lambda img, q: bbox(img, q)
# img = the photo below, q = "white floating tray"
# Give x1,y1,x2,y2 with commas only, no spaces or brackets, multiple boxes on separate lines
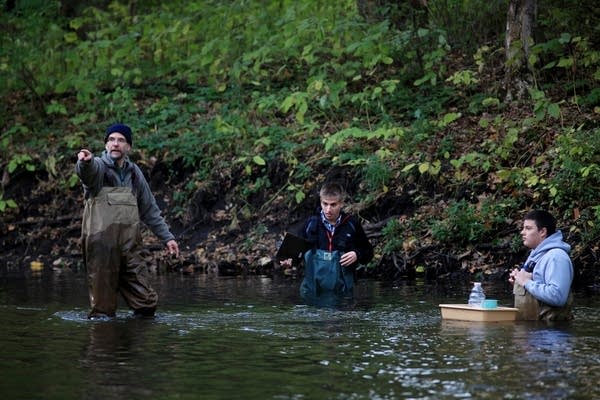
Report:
439,303,519,322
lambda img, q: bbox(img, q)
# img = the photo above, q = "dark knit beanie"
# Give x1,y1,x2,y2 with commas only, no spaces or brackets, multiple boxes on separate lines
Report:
105,123,133,145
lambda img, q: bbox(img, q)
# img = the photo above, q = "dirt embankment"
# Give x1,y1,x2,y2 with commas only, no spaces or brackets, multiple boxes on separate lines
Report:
2,154,483,283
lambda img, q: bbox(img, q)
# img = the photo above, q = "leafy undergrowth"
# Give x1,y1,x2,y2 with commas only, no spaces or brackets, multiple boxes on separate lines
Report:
2,1,600,287
1,94,599,289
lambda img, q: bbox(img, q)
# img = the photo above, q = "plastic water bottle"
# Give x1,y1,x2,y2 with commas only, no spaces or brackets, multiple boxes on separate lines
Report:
468,282,485,307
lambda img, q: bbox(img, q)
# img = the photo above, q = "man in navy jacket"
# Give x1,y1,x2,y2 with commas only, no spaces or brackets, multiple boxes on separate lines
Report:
294,182,373,303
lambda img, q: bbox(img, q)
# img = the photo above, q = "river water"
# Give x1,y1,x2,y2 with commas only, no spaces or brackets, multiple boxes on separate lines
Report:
1,267,599,400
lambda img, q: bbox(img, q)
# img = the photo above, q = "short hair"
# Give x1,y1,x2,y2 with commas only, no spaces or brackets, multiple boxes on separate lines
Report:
319,182,346,201
524,210,556,235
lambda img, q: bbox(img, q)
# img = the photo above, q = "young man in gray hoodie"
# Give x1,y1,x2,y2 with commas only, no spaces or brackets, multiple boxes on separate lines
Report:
76,123,179,319
509,210,573,321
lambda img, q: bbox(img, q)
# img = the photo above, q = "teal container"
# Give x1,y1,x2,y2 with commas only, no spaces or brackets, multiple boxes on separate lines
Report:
481,299,498,309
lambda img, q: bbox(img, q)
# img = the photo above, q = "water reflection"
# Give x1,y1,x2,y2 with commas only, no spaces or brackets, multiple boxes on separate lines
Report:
437,319,584,399
78,319,155,399
509,323,578,399
301,291,357,310
2,273,600,400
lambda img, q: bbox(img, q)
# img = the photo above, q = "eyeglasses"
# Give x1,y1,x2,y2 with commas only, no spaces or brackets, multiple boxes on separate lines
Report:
107,136,128,144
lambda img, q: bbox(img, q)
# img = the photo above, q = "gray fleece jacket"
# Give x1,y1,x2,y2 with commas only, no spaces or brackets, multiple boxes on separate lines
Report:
76,150,175,243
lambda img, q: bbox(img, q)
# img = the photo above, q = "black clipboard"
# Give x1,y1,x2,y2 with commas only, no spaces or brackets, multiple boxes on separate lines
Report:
275,232,311,260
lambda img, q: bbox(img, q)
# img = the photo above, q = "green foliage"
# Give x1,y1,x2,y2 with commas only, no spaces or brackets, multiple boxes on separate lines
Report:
241,176,271,200
0,192,18,214
529,88,562,122
363,157,393,191
446,69,479,88
428,0,507,51
431,197,518,246
431,200,484,245
7,154,35,174
573,205,600,244
529,33,600,104
413,30,450,87
550,127,600,210
2,0,600,274
381,218,404,254
286,183,306,205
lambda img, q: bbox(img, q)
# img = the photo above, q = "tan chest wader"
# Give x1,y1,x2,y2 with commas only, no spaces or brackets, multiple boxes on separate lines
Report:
81,187,157,317
513,283,573,321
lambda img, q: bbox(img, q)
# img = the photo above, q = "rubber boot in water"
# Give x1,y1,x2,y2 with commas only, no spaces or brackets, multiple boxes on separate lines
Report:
133,306,156,318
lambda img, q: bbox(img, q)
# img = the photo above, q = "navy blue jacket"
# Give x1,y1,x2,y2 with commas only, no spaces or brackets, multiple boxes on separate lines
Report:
301,211,374,269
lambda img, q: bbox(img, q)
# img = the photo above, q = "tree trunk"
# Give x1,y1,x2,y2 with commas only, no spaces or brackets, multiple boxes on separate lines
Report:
504,0,537,101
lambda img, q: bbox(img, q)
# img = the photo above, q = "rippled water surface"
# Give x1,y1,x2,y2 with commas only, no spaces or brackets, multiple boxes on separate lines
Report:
1,267,599,400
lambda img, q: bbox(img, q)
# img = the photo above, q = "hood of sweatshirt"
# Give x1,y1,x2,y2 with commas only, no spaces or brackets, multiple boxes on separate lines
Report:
527,230,571,264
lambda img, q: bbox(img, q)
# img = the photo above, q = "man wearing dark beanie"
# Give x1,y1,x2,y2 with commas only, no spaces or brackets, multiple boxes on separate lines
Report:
75,123,179,319
105,123,133,145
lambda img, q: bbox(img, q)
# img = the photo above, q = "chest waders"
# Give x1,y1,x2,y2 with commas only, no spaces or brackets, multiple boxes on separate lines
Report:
513,283,573,321
81,187,157,317
300,249,354,299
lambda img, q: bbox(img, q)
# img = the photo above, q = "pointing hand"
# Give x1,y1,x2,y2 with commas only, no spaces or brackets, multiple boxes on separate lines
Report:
78,149,92,162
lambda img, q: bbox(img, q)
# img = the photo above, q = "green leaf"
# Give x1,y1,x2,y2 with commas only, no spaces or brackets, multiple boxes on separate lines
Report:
402,163,416,172
557,57,573,68
64,32,78,43
482,97,500,107
438,112,461,127
8,160,17,173
450,159,462,168
559,33,572,44
429,160,441,175
280,94,296,113
67,174,80,188
496,169,512,181
525,175,539,187
547,103,561,118
252,155,266,166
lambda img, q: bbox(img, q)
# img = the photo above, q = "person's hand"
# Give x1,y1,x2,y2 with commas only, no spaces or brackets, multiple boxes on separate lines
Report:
340,251,357,267
513,269,532,286
166,240,179,258
508,268,519,284
78,149,93,162
280,258,292,267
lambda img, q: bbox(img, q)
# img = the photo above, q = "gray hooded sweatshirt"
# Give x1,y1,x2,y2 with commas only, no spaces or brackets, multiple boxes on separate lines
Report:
522,230,573,307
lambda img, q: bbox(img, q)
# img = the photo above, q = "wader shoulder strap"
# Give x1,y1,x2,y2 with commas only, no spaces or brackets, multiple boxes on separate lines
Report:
98,165,141,196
